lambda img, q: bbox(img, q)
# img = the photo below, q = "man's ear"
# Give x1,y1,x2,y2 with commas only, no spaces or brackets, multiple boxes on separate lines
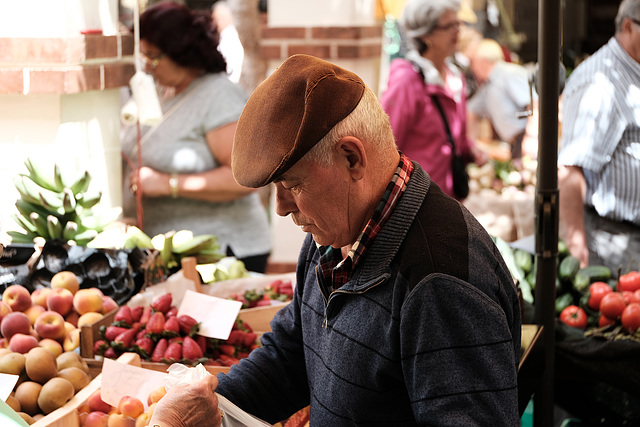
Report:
336,136,366,180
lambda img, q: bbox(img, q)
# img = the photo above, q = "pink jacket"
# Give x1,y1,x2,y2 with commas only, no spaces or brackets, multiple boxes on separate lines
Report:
381,58,473,199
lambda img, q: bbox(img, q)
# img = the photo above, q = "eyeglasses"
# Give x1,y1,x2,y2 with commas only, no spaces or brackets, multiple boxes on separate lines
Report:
630,17,640,28
433,20,462,32
141,52,164,69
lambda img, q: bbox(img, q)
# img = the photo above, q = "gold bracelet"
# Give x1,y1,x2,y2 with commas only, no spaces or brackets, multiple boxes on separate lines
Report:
169,173,179,199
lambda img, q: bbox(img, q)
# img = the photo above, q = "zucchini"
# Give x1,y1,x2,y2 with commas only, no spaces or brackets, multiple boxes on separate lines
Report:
578,265,612,283
558,255,580,282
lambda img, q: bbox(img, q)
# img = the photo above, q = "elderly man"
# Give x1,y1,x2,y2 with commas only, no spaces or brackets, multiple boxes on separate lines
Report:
558,0,640,273
149,54,521,426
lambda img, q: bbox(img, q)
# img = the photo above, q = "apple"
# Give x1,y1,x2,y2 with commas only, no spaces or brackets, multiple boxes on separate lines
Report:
1,311,32,340
30,288,52,308
9,333,39,354
78,311,103,328
50,271,80,295
39,338,64,357
73,288,104,315
118,395,144,419
84,411,110,427
46,287,74,316
88,390,113,413
2,284,32,312
63,328,81,352
101,296,119,315
35,310,67,341
24,304,46,326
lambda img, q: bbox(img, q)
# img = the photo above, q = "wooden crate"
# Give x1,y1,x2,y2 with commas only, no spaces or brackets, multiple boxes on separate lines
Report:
32,353,141,427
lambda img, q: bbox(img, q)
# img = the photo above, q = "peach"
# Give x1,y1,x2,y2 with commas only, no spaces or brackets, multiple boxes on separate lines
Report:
63,328,81,352
46,287,74,316
84,411,110,427
107,413,136,427
135,412,151,427
0,300,12,322
73,288,104,315
78,311,104,328
51,270,80,295
9,333,39,354
65,321,76,335
6,394,21,412
147,385,166,406
1,311,32,340
101,296,119,315
24,304,46,325
35,310,67,341
2,284,32,312
39,338,64,357
118,395,145,419
30,288,52,308
65,310,80,327
88,390,113,413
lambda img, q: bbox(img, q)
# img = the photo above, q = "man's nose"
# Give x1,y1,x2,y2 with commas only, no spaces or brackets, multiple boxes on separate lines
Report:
274,184,295,217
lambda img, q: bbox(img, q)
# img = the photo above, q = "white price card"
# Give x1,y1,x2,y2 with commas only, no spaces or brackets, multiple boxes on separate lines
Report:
178,289,242,340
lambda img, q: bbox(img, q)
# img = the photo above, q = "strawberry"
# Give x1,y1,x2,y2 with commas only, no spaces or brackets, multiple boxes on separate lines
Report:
195,335,207,354
218,344,236,357
279,281,294,298
131,306,144,323
177,314,200,336
104,347,120,359
136,329,147,340
93,339,108,356
145,312,166,335
152,293,172,314
182,336,204,362
237,351,250,359
205,358,223,366
113,327,138,350
226,330,245,346
151,338,168,363
243,332,258,348
163,342,182,363
256,299,271,307
103,325,129,342
218,354,239,366
135,336,154,358
163,316,180,335
114,306,133,326
139,306,153,325
166,306,178,318
168,336,183,345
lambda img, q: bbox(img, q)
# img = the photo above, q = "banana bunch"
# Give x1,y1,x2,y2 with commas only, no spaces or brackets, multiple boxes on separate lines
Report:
149,229,224,269
9,158,109,245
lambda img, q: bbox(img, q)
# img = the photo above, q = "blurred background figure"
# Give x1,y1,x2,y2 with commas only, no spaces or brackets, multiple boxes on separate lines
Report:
558,0,640,273
380,0,487,201
212,0,244,84
466,38,538,161
121,1,271,273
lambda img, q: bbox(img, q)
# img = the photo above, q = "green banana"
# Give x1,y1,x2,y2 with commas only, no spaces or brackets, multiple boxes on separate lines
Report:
14,199,50,221
172,234,218,255
47,215,63,240
62,221,78,241
69,170,92,195
162,230,176,268
24,157,60,192
29,212,50,239
76,190,102,209
12,213,38,235
13,176,42,205
38,190,64,213
7,230,37,244
71,229,99,246
53,164,70,191
62,188,76,213
123,226,155,249
195,248,224,264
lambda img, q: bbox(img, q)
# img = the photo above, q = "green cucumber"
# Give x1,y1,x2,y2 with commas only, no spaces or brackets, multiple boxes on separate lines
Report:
577,265,612,283
555,292,575,314
558,255,580,282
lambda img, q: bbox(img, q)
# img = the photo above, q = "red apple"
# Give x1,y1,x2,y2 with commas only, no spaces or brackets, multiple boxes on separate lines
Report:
30,288,52,308
9,332,39,354
73,288,104,315
2,285,32,312
1,311,32,340
46,288,74,316
50,271,80,295
35,311,67,341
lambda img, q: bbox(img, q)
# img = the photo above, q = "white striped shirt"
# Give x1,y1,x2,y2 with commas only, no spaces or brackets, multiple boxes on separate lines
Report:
559,37,640,225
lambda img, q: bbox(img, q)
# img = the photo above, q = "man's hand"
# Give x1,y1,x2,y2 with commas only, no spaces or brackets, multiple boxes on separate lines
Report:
149,375,223,427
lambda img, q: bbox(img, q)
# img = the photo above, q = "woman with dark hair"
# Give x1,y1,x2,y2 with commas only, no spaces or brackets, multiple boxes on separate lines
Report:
122,1,271,273
380,0,486,200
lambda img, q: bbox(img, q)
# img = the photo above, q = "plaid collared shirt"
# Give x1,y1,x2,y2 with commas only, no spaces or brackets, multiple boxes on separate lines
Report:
319,153,414,291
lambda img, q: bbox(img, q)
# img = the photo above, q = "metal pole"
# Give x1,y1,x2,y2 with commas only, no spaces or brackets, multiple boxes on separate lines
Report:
534,0,561,424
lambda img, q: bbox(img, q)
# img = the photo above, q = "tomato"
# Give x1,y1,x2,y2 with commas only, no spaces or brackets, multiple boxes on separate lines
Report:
618,271,640,293
621,303,640,333
599,292,626,319
560,305,588,329
598,314,616,328
588,282,613,311
621,291,639,305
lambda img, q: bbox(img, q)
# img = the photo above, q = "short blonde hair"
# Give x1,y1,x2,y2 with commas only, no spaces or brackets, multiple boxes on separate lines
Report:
473,39,505,63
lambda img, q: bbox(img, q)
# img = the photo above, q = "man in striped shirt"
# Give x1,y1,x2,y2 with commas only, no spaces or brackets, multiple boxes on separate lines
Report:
558,0,640,273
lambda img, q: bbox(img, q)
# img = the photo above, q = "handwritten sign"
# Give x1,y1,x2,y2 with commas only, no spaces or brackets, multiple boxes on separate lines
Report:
178,290,242,340
100,358,167,409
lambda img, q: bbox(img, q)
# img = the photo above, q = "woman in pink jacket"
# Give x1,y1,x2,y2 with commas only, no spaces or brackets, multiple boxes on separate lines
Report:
381,0,486,200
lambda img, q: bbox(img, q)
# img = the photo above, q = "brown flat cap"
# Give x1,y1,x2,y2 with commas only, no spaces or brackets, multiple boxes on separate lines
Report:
231,54,365,188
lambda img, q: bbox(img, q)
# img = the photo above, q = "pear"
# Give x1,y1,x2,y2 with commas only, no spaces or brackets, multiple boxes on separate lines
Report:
25,347,58,384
